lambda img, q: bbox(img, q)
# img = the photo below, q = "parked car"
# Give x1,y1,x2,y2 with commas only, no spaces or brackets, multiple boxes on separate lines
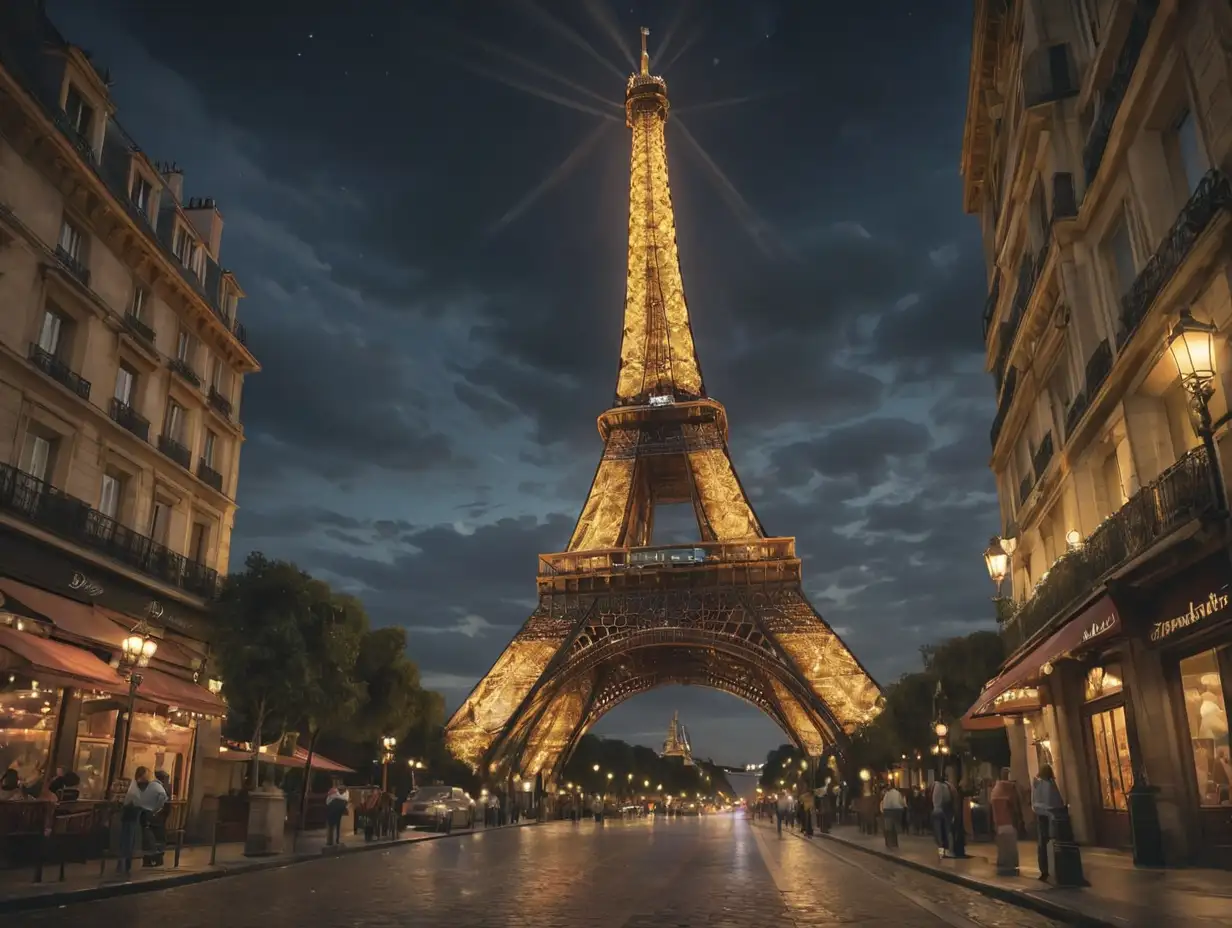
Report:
400,786,475,831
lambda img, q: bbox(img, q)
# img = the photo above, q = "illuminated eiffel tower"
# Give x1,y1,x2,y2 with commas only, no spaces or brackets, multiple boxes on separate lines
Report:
445,28,883,784
661,711,693,766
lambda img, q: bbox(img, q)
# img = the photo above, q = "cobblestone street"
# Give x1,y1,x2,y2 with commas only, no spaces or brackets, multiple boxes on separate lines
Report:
15,817,1068,927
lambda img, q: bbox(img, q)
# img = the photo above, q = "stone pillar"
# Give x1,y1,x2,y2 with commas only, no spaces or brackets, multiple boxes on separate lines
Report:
1121,636,1196,862
1044,660,1097,845
51,688,82,773
187,718,221,841
244,785,286,857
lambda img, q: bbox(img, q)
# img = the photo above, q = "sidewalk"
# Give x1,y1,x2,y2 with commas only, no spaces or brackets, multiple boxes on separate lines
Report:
778,821,1229,928
0,820,540,913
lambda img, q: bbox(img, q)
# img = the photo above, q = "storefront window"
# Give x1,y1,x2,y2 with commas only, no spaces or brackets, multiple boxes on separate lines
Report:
1179,649,1231,808
122,712,194,798
1089,706,1133,811
75,693,119,800
0,678,62,794
1084,663,1124,701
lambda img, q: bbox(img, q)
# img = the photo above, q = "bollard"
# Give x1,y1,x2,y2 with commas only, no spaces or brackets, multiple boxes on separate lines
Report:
1047,806,1089,887
209,820,219,866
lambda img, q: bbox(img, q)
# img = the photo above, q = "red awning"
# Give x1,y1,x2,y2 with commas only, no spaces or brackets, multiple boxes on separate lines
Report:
135,667,226,717
0,578,122,648
0,625,128,694
967,595,1121,718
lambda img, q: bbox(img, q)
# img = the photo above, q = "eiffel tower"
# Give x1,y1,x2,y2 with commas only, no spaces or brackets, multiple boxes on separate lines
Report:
445,28,882,783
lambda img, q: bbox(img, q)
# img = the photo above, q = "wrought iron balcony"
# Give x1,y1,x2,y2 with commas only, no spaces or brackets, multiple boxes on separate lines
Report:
168,357,201,387
0,461,219,599
51,108,96,164
108,398,149,443
1000,241,1051,367
197,459,223,492
157,434,191,469
27,344,91,400
208,387,233,419
1119,170,1232,345
1000,445,1216,651
1064,339,1114,439
123,312,155,346
1082,0,1158,185
990,367,1017,447
53,245,90,287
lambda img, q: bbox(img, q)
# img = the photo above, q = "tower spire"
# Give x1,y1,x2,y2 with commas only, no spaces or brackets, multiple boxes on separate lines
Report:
640,26,650,75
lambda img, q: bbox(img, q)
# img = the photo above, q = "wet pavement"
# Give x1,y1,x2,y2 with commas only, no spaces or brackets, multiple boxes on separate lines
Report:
15,816,1068,927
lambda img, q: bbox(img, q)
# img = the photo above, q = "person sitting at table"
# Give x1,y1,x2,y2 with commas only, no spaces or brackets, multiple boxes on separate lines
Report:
1,768,28,800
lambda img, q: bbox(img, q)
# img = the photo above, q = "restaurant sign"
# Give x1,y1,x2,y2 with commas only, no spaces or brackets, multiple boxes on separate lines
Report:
1150,585,1231,642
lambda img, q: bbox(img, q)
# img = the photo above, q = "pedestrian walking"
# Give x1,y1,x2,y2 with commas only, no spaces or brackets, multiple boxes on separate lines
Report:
800,789,814,837
591,793,604,824
775,791,791,835
930,774,956,859
1031,764,1064,881
880,782,904,848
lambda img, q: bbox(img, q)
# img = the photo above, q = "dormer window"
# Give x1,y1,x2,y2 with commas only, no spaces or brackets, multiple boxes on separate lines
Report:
64,85,93,138
173,224,201,278
130,173,153,216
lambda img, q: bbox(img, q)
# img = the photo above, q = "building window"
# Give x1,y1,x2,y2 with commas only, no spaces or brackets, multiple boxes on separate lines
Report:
209,356,223,391
130,286,148,321
175,329,194,364
58,218,84,261
114,364,137,406
164,400,184,443
1102,450,1126,512
64,85,93,137
1029,180,1049,247
1104,214,1137,299
37,309,65,357
150,499,170,546
99,473,122,520
1179,649,1230,808
202,429,217,468
1076,0,1100,51
130,173,152,215
1164,108,1206,202
1084,664,1125,701
190,522,209,564
18,432,53,483
1088,705,1132,812
173,226,193,266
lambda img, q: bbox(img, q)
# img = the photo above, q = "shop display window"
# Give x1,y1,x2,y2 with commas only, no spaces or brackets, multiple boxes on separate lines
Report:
1089,705,1132,812
0,677,61,795
1084,663,1124,701
1179,649,1231,808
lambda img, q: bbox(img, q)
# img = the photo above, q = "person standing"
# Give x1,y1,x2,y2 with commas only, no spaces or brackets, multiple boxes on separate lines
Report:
325,779,349,847
1031,764,1064,881
591,793,603,825
880,782,905,848
990,767,1023,875
775,790,791,835
931,774,955,859
118,767,166,877
800,789,815,837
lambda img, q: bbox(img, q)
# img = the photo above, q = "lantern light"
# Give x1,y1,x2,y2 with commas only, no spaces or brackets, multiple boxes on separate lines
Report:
983,537,1009,587
1168,309,1218,390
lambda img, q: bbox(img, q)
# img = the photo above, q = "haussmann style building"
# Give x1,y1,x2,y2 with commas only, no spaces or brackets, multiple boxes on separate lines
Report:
0,1,258,837
959,0,1232,867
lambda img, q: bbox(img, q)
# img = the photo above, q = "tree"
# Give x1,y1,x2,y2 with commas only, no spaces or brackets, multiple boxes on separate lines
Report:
213,553,317,787
349,626,428,744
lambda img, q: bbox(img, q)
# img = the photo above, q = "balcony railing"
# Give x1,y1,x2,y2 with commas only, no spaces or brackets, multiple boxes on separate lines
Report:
51,108,96,164
0,461,218,599
1082,0,1158,186
1001,446,1216,651
207,387,233,419
196,459,223,492
27,344,91,401
108,398,149,443
53,245,90,287
1064,339,1114,439
157,435,191,470
123,312,156,346
1119,170,1232,345
990,367,1017,447
168,358,201,387
1002,240,1051,364
539,538,798,578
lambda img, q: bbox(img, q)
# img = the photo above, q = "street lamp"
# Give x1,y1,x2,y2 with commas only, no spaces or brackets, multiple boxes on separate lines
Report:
983,536,1009,592
1169,308,1228,511
381,736,397,791
406,758,425,792
112,616,157,787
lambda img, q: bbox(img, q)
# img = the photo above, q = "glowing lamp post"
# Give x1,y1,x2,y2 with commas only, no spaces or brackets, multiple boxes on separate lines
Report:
380,736,397,791
1169,309,1228,512
983,537,1009,593
407,758,425,792
112,617,157,788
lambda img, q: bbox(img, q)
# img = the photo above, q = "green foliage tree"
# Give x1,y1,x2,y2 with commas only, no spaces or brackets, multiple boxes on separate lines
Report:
350,626,428,744
212,553,317,787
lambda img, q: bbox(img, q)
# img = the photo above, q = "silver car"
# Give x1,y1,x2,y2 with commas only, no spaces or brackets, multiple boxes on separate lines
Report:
401,786,475,831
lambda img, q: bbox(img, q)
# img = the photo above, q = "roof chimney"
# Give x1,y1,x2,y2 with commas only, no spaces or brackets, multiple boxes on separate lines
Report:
157,161,184,203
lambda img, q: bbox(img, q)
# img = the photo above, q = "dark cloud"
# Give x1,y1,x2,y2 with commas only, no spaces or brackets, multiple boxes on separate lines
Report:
769,417,933,488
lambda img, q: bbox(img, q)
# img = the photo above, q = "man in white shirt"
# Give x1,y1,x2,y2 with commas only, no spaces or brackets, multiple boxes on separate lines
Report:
118,766,166,876
880,783,905,847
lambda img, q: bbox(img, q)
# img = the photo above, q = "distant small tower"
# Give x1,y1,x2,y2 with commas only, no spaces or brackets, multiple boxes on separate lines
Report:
661,711,694,766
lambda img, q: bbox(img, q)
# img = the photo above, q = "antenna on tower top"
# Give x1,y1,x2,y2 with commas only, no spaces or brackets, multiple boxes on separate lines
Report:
640,26,650,75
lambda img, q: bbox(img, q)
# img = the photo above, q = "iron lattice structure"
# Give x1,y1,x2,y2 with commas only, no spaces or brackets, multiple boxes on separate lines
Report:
446,30,883,783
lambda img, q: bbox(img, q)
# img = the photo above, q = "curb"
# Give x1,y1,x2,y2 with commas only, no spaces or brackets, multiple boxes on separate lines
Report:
0,821,544,914
756,822,1117,928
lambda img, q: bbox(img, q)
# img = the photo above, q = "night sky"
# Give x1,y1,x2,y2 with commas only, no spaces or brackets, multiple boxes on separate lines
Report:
50,1,997,764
